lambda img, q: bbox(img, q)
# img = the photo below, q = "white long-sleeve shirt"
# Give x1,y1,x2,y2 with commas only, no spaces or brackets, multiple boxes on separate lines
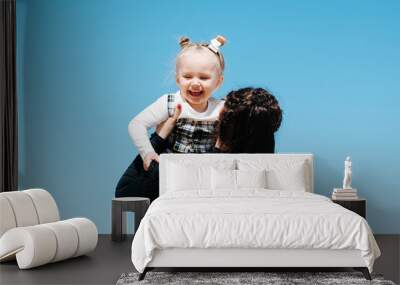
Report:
128,91,224,159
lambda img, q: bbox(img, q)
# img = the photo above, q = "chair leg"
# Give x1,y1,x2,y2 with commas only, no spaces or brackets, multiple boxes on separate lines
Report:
354,267,372,280
138,268,148,281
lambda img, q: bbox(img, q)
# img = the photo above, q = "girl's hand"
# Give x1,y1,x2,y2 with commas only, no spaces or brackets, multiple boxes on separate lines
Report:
156,104,182,139
143,152,160,171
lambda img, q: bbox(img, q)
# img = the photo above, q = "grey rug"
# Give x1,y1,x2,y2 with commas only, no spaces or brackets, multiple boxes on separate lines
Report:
116,272,396,285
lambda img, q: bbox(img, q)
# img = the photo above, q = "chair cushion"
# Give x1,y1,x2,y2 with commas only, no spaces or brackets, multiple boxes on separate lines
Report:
0,189,60,238
0,218,97,269
0,196,17,237
24,189,60,223
0,191,39,227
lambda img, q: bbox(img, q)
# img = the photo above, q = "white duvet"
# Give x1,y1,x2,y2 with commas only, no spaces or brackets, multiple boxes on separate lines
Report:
131,190,380,273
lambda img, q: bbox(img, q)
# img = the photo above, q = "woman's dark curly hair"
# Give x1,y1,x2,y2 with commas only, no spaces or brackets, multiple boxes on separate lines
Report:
217,87,282,153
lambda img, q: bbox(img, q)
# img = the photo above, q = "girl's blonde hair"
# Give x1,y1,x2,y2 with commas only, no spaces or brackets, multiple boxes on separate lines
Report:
177,35,227,72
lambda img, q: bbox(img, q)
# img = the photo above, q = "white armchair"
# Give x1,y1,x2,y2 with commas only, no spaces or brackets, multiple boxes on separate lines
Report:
0,189,98,269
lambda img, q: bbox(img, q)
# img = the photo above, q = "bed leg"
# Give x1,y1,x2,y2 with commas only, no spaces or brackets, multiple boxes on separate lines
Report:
138,268,148,281
354,267,371,280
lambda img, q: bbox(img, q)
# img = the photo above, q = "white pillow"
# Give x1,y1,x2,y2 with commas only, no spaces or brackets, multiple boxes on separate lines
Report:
236,169,267,189
165,158,236,193
166,162,212,192
211,169,268,190
266,164,306,191
211,168,236,190
238,159,308,191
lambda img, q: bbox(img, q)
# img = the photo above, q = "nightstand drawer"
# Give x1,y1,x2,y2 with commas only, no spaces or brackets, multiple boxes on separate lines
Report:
332,199,366,218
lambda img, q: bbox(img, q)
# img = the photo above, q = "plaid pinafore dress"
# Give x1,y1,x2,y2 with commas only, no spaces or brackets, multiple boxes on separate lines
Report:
166,94,218,153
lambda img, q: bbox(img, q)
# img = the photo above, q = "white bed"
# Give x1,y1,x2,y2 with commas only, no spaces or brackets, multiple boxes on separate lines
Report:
131,154,380,280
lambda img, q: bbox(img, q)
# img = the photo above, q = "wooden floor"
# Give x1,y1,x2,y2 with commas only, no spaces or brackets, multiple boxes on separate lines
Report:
0,235,399,285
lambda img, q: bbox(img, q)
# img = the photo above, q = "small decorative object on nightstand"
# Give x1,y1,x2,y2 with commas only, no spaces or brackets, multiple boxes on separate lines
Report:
111,197,150,242
332,156,359,200
332,198,366,219
332,156,366,218
332,188,358,200
342,156,353,190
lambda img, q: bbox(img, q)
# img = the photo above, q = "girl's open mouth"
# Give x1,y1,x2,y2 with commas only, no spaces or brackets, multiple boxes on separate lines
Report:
188,90,203,97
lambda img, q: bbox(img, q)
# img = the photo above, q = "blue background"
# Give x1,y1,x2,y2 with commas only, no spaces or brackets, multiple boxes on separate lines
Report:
16,0,400,233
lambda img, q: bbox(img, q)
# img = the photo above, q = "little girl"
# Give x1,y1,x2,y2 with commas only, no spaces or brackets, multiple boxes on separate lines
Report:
128,35,226,170
116,35,227,199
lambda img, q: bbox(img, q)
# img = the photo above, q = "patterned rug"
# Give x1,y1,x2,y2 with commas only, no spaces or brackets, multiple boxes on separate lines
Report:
116,271,396,285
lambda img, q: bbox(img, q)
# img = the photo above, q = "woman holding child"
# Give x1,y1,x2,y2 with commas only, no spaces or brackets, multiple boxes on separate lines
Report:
115,36,282,201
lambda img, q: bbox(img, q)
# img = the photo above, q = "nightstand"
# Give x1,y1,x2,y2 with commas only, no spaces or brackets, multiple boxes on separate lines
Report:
332,198,366,218
111,197,150,242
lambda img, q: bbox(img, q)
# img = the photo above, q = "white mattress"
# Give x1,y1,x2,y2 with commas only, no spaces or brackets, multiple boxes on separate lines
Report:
131,190,380,273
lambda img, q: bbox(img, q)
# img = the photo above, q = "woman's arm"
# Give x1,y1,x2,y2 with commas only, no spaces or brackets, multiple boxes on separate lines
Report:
156,104,182,139
141,104,182,170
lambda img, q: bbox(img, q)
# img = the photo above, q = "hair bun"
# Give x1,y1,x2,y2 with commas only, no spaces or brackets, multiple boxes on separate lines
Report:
179,37,190,48
215,35,227,46
208,35,227,54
